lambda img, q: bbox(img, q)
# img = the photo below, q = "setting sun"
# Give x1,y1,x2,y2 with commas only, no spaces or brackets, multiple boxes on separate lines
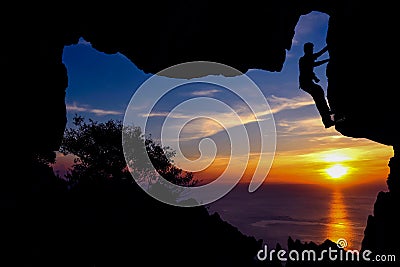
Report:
326,164,348,179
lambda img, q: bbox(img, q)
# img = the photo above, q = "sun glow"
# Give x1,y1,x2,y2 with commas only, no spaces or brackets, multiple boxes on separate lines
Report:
323,152,351,163
326,164,348,179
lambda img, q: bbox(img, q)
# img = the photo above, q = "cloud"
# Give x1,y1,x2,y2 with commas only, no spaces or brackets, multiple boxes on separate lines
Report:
267,94,314,114
143,95,308,142
178,118,225,141
286,51,296,58
276,117,323,135
66,102,122,116
273,115,388,156
190,89,221,96
138,93,314,143
149,108,257,142
291,38,300,46
137,93,315,145
141,112,192,118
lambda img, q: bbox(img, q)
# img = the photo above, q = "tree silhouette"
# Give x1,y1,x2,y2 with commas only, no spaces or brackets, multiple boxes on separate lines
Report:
60,115,197,188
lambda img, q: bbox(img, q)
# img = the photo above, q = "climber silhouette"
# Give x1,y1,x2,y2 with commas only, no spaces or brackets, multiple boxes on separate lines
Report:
298,42,334,128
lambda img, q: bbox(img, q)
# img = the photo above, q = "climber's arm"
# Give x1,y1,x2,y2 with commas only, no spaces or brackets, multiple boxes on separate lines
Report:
313,45,328,59
314,58,329,67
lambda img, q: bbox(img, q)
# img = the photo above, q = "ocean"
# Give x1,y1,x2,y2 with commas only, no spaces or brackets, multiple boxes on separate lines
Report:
208,182,388,250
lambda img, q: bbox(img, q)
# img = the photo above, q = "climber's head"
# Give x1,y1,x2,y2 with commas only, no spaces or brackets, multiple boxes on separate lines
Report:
304,42,314,54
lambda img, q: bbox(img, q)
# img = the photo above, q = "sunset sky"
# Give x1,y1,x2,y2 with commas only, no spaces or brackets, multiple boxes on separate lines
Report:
56,11,393,188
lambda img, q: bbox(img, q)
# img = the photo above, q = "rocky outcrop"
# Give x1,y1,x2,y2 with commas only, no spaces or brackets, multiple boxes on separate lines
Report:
23,161,266,266
325,1,398,147
28,1,398,150
361,146,400,264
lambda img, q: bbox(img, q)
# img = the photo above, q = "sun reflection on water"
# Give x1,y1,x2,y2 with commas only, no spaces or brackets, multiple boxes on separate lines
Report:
325,190,354,250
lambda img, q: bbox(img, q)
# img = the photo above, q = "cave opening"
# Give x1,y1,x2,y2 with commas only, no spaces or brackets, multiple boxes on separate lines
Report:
52,9,392,253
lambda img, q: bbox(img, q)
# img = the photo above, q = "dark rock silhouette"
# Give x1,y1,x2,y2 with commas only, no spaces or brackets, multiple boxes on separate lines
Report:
285,237,376,267
325,2,398,147
360,145,400,265
285,237,346,267
24,159,266,267
20,0,399,266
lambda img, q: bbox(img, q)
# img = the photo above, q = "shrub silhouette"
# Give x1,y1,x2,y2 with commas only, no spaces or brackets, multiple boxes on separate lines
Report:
60,115,198,191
